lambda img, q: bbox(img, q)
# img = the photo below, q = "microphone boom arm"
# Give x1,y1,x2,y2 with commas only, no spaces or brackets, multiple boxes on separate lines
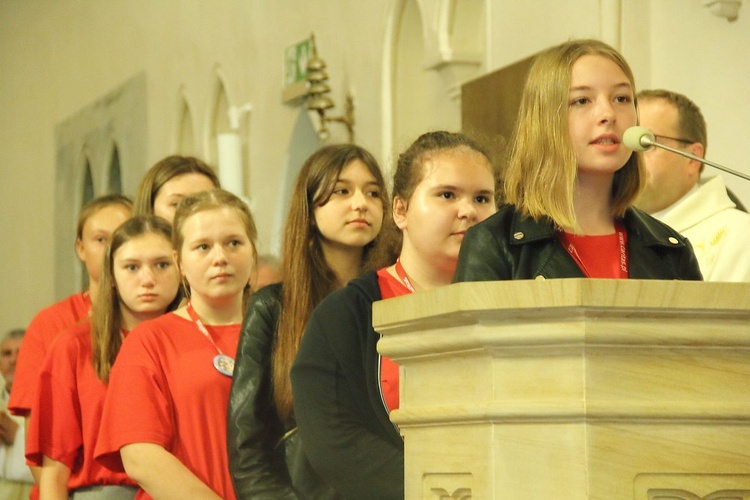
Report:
641,135,750,182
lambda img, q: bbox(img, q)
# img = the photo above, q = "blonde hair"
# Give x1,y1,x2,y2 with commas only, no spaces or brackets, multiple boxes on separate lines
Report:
134,155,220,216
172,189,258,310
92,215,179,382
504,39,643,229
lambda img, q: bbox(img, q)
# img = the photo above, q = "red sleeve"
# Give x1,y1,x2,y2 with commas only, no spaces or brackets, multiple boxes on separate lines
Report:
376,268,410,412
95,322,175,473
9,293,89,415
26,324,89,468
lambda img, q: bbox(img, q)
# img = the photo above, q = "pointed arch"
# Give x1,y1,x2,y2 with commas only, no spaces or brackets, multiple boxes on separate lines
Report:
205,67,233,165
78,153,95,290
177,88,197,155
269,109,319,255
81,156,95,206
107,143,122,194
382,0,485,166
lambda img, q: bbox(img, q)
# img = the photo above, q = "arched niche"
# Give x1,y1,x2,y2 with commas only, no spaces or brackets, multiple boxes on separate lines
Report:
206,72,232,166
392,0,432,154
107,143,123,194
79,156,95,290
177,92,196,155
82,157,95,206
206,69,249,197
268,109,319,255
54,73,146,299
383,0,485,160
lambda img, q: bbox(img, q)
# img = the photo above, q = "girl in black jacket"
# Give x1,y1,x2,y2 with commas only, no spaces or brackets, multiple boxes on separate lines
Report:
228,144,389,499
453,39,701,282
291,131,498,499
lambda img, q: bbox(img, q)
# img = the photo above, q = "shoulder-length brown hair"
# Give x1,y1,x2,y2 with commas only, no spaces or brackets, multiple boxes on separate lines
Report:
92,215,180,382
503,38,643,230
273,144,389,422
134,155,220,216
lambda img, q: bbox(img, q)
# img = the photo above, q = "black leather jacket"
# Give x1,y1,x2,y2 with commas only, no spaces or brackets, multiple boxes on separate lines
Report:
454,205,703,281
228,284,338,499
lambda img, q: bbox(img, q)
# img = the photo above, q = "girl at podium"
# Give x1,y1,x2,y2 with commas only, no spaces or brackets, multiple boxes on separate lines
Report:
291,131,498,499
452,39,702,282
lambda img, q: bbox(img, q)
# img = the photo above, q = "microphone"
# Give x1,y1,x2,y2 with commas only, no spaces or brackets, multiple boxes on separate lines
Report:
623,126,750,182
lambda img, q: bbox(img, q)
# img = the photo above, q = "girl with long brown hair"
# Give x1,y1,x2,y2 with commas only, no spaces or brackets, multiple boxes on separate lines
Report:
27,215,180,499
228,144,389,498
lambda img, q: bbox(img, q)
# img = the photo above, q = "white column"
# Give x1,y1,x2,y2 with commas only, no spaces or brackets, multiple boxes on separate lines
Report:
217,132,243,197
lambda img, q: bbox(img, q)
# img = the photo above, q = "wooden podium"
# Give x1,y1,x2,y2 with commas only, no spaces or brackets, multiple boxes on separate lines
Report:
373,279,750,500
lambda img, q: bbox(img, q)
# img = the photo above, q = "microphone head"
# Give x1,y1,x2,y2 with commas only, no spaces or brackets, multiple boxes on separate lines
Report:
623,126,655,152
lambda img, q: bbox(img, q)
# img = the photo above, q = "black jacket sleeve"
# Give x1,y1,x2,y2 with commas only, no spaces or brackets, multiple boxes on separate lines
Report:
453,217,511,282
678,239,703,280
291,278,404,500
228,284,298,499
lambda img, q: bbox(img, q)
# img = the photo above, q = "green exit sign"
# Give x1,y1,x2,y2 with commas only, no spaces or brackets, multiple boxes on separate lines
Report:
283,37,313,103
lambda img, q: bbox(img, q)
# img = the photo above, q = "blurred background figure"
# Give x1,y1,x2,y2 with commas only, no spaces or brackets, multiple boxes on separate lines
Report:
0,329,33,500
250,254,282,292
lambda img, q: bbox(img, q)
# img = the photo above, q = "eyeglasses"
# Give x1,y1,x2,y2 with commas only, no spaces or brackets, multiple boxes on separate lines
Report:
653,134,695,145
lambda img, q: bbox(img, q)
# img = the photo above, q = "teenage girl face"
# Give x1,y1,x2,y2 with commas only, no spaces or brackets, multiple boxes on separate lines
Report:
177,207,254,307
76,204,132,285
114,232,180,329
153,173,217,223
394,146,496,271
567,54,637,180
313,159,384,252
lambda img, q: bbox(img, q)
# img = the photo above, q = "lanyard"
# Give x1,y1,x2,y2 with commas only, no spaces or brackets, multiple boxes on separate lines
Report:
186,302,235,377
186,302,227,356
558,222,628,278
394,258,416,293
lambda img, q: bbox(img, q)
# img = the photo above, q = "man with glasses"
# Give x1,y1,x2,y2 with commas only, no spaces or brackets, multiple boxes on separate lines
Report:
634,89,750,281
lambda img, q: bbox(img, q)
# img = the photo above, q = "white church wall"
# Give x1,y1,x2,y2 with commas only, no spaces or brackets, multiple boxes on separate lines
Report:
2,0,747,331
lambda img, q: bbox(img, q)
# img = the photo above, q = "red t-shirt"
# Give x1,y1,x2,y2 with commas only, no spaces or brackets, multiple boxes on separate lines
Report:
376,268,411,413
10,292,90,416
95,312,239,500
559,228,629,279
26,320,135,490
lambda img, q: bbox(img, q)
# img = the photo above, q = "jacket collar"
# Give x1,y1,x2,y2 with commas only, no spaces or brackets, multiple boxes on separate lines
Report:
507,210,556,245
623,207,689,249
508,206,687,250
